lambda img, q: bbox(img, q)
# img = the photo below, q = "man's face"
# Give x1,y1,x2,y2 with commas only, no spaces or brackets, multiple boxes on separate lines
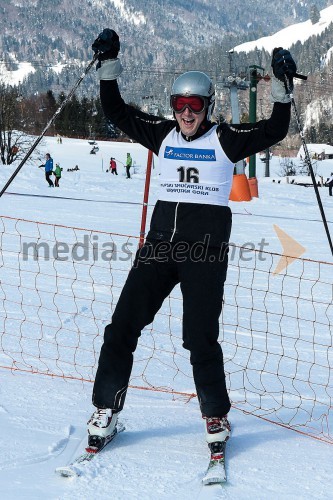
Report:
174,107,206,137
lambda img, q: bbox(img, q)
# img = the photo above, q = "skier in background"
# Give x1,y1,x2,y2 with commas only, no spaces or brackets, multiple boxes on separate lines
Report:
39,153,54,187
326,172,333,196
125,152,132,178
54,162,62,187
110,157,118,175
87,29,296,481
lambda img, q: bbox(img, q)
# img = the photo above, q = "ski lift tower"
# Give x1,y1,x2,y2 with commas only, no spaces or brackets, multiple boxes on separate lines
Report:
224,73,249,173
248,64,264,179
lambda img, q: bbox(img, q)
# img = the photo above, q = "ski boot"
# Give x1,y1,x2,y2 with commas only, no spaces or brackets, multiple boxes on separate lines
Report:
87,408,118,453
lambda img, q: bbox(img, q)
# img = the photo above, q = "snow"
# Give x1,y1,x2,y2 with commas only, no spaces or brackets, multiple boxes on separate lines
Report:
234,5,333,54
297,143,333,158
0,135,332,499
321,46,333,67
50,62,67,75
0,61,36,86
92,0,146,25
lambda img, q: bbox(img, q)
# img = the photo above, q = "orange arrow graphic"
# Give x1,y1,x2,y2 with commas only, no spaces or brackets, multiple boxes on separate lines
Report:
273,225,306,275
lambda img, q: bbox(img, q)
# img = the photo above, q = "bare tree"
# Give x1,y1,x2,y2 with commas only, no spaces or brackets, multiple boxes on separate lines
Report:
0,83,22,165
278,157,297,177
0,83,44,166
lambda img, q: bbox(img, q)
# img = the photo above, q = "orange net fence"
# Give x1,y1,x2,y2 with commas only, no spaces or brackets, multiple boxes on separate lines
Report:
0,215,332,442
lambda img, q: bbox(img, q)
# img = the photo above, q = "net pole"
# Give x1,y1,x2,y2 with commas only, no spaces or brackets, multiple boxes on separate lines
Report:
139,150,153,248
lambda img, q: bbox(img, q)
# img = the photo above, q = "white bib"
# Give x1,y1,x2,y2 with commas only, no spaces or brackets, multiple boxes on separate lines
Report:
157,126,234,206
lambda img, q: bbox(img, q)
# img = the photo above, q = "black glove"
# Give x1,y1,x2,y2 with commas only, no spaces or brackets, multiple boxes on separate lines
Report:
271,48,296,91
92,28,120,67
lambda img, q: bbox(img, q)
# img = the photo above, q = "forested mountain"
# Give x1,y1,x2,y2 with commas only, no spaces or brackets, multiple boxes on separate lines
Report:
0,0,329,67
1,0,333,145
0,0,331,95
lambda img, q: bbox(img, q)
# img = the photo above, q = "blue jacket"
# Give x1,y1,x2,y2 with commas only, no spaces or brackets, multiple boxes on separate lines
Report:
45,158,53,172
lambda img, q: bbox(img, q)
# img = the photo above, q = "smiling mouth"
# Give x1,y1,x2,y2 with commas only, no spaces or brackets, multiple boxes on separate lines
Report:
182,118,195,125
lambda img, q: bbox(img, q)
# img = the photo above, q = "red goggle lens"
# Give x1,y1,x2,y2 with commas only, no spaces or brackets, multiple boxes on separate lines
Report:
171,95,207,114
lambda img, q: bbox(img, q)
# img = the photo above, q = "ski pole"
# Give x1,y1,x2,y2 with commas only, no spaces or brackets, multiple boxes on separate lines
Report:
285,75,333,257
0,53,100,198
114,158,125,166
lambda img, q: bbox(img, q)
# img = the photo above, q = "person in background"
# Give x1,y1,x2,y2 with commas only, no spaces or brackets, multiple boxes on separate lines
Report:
125,152,132,178
39,153,54,187
54,162,62,187
110,157,118,175
326,172,333,196
67,165,80,172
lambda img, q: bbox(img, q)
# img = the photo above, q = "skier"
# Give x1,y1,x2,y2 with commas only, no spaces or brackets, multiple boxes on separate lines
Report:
125,152,132,178
54,162,62,187
39,153,54,187
110,157,118,175
326,172,333,196
87,29,296,480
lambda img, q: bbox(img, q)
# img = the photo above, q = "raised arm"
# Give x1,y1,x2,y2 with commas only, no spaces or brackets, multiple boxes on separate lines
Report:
92,29,175,154
219,48,296,163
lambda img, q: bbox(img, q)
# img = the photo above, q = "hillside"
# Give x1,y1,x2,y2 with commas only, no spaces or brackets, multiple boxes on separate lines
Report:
0,0,331,98
1,1,333,146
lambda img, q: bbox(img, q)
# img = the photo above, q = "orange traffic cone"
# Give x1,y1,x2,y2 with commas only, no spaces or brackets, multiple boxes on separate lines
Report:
248,177,259,198
229,173,252,202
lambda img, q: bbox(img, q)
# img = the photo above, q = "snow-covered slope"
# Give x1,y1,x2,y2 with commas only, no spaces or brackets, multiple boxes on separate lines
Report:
234,4,333,53
0,136,332,499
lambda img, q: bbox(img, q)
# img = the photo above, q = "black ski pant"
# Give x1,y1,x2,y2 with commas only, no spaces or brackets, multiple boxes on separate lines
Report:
92,241,231,417
45,171,54,187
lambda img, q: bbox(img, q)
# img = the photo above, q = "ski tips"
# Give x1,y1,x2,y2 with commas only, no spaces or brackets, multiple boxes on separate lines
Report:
55,422,125,479
202,475,227,485
55,465,80,478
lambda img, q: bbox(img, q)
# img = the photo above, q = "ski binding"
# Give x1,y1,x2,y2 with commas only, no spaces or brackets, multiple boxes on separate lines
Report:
202,440,227,485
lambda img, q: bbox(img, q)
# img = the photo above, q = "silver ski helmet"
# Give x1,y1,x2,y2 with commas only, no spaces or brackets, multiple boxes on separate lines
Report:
170,71,215,120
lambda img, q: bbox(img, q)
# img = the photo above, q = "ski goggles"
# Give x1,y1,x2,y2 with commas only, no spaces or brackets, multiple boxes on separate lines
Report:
170,95,208,114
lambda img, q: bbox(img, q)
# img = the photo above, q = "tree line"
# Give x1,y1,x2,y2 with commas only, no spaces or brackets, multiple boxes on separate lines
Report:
0,84,122,165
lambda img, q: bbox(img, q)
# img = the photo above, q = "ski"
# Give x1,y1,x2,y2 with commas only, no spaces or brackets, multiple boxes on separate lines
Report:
55,422,125,478
202,440,227,485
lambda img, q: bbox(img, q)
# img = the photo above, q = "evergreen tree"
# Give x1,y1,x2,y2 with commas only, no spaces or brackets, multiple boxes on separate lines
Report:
66,94,81,138
306,125,317,144
45,90,57,117
105,118,120,139
78,96,91,137
310,4,320,25
54,92,68,136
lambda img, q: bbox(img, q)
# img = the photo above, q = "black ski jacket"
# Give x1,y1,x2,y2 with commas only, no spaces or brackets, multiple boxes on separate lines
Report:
100,80,291,247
